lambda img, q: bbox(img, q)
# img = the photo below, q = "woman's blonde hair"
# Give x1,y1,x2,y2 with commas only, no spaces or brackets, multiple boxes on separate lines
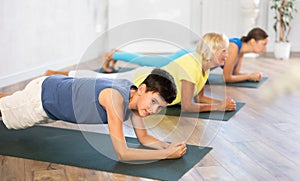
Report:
196,32,229,61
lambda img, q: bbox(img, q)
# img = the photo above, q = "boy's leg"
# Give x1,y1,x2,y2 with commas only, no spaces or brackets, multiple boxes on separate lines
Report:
0,93,12,98
44,70,69,76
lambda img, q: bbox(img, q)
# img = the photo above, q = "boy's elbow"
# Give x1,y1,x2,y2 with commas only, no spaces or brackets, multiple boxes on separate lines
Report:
137,136,150,147
116,150,127,161
114,147,129,161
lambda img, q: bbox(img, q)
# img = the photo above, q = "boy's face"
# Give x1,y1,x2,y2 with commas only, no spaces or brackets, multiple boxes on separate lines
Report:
137,91,167,118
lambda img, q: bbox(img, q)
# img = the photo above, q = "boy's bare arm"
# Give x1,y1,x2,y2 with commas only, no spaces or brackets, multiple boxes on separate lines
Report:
131,113,169,149
99,89,186,161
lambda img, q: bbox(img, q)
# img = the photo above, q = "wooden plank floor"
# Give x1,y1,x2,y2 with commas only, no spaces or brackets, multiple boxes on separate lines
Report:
1,53,300,180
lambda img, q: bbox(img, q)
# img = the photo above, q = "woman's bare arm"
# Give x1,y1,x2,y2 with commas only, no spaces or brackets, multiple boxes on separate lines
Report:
223,43,250,82
180,80,236,112
194,89,222,104
223,43,262,82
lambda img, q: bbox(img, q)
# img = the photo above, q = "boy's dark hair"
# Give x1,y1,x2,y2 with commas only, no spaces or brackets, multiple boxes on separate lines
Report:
141,68,177,104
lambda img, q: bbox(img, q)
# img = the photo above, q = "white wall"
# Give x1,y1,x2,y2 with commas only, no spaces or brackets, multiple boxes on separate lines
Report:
107,0,255,52
108,0,193,53
1,0,299,87
107,0,242,53
108,0,300,52
200,0,242,37
0,0,108,87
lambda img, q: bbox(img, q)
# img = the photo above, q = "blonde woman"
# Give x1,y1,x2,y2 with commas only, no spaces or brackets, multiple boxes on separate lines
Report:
46,32,236,113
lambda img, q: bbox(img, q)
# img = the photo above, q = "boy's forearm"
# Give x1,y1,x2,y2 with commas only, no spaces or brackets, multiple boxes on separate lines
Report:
119,147,170,161
139,135,169,149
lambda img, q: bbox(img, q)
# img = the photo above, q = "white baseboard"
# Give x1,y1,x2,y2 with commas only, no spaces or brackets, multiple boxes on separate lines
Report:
0,58,80,88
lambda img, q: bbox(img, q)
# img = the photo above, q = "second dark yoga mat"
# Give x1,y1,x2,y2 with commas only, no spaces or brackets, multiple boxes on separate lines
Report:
160,102,245,121
98,69,267,88
98,67,135,73
0,122,212,181
207,73,268,88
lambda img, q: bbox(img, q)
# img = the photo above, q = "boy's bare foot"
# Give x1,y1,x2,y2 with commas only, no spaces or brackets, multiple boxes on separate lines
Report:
45,70,69,76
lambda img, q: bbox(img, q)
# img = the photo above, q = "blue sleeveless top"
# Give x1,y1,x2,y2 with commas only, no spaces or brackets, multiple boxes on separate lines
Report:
41,75,135,124
220,38,242,69
229,38,242,53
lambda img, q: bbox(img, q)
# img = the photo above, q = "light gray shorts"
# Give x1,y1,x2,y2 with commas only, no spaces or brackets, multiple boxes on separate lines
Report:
0,76,52,129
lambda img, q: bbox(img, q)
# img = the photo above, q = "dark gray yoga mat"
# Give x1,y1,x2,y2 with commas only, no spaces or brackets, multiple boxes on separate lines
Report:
0,122,212,180
98,67,135,73
207,73,268,88
160,102,245,121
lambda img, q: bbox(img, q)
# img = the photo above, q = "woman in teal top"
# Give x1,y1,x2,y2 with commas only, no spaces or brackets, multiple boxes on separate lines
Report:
103,27,268,83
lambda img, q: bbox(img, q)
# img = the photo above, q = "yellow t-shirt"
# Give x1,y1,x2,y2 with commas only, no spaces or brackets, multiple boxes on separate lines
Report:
133,53,210,105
